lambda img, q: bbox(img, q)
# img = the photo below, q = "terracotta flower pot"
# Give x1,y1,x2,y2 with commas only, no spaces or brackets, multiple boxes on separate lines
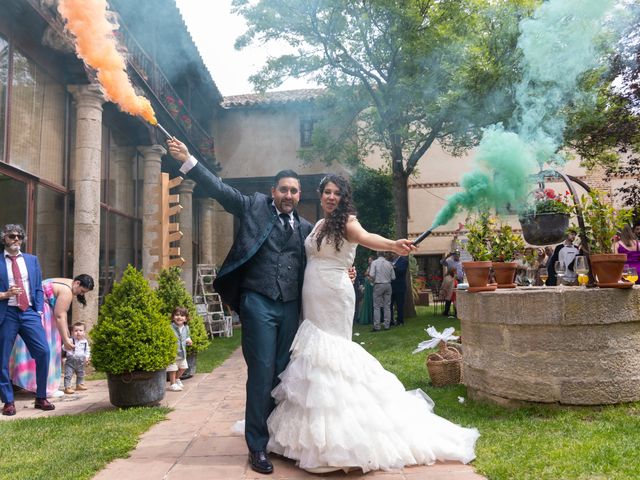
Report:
493,262,517,288
462,261,496,293
590,253,627,287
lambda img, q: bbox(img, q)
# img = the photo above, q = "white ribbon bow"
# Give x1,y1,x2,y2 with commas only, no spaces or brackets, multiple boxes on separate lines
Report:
412,326,459,354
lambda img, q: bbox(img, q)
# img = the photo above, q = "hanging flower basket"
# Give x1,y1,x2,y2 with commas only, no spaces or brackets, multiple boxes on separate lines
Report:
518,212,570,246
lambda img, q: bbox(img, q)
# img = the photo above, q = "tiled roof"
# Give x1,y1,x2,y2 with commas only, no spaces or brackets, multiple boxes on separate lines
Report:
222,88,326,108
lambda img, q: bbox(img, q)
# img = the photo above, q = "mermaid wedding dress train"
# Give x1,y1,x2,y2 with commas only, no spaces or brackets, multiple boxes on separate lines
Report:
267,220,479,473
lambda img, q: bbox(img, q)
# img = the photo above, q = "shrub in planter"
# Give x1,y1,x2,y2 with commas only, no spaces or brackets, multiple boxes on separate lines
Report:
156,267,210,377
91,265,175,406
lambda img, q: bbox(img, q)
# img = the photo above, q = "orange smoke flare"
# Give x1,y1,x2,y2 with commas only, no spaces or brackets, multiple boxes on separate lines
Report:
58,0,157,125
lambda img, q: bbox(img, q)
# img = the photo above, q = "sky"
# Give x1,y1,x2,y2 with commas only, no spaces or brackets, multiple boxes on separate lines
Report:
174,0,316,97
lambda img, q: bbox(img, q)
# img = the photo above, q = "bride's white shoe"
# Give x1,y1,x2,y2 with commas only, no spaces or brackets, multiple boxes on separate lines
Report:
303,466,356,474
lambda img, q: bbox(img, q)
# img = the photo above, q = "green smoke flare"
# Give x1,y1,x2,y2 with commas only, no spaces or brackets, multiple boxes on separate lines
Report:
431,0,621,229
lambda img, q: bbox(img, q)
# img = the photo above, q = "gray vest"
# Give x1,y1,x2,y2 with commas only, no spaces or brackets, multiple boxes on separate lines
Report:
240,219,303,302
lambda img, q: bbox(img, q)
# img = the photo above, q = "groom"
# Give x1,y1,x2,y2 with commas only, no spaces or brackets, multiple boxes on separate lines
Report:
168,139,313,474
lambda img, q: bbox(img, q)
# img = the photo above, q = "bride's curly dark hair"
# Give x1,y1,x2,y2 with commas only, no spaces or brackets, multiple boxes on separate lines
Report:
316,174,356,252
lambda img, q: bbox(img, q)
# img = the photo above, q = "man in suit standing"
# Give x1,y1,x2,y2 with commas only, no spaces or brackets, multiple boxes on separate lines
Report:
0,224,55,416
167,138,313,474
390,253,409,326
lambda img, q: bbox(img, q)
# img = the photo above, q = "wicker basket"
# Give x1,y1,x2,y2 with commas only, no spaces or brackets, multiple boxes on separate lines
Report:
426,341,462,387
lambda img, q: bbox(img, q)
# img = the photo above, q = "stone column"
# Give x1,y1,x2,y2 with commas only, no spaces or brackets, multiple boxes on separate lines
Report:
198,198,216,265
139,144,167,285
112,147,136,280
177,179,196,294
68,84,104,330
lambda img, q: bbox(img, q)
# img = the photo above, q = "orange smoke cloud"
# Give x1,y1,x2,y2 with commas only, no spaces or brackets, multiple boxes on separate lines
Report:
58,0,157,125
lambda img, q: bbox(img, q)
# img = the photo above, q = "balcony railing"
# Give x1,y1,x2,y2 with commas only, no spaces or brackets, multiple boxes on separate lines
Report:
28,0,217,166
114,21,217,166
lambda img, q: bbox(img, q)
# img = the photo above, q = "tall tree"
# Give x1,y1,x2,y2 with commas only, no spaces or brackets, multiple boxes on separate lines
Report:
351,164,395,272
564,4,640,219
233,0,538,237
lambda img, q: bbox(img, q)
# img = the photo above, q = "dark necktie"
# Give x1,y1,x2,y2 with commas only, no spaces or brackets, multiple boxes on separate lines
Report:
279,213,292,233
8,256,29,311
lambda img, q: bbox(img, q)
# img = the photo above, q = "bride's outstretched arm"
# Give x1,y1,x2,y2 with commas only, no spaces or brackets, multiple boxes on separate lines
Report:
345,217,415,256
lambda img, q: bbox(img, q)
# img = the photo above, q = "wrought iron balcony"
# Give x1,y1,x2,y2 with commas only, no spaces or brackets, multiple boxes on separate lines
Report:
115,24,217,166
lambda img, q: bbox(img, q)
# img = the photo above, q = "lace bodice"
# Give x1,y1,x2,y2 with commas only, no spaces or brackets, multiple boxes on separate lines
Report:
301,220,357,338
304,220,357,268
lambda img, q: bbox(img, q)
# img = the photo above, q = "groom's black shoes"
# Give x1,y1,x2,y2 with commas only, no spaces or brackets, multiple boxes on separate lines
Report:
249,450,273,474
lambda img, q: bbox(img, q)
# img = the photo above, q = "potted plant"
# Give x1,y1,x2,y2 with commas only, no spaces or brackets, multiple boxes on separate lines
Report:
491,222,526,288
201,274,215,292
578,190,633,287
462,214,497,292
91,265,176,407
156,267,210,379
519,187,572,245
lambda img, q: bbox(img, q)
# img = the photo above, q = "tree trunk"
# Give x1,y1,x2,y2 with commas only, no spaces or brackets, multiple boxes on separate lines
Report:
391,154,415,317
403,268,416,318
392,158,409,239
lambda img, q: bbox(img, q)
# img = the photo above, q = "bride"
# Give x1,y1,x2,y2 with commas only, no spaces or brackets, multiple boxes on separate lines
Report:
267,174,479,473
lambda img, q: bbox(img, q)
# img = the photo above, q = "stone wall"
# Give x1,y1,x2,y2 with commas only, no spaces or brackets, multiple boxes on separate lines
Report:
458,286,640,405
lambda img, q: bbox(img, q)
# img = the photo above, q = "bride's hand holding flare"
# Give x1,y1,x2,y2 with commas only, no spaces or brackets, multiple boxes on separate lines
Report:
345,217,416,256
393,239,417,256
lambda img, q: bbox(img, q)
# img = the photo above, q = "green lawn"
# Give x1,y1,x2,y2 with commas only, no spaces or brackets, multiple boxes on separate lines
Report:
0,407,169,480
196,329,242,372
8,316,638,480
0,332,241,480
357,306,640,480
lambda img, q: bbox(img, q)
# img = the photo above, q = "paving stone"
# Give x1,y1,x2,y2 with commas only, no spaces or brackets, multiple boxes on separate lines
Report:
7,348,486,479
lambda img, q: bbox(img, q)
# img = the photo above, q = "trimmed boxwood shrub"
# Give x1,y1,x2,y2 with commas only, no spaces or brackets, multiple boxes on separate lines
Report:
155,267,210,354
91,265,175,374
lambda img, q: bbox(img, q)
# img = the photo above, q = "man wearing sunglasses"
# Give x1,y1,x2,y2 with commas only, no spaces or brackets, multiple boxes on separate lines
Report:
0,224,54,416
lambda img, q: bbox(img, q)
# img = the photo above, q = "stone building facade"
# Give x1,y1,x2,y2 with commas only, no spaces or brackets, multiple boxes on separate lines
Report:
2,0,632,328
213,91,624,287
0,0,222,327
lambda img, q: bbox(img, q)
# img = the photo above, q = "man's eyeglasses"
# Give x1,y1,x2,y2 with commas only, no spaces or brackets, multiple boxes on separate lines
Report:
6,234,24,240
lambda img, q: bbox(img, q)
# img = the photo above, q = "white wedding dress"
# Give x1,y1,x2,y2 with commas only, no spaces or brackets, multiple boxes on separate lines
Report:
267,220,479,473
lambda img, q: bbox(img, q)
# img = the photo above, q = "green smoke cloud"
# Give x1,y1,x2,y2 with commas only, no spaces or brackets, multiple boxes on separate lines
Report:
431,0,622,229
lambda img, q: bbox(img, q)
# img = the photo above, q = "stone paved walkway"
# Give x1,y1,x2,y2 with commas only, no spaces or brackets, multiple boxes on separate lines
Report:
3,349,485,479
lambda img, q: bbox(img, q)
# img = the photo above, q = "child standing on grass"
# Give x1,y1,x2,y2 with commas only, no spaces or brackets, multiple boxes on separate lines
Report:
63,322,90,394
167,307,192,392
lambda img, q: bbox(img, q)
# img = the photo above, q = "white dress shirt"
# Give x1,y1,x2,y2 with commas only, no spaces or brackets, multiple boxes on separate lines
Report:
4,251,32,307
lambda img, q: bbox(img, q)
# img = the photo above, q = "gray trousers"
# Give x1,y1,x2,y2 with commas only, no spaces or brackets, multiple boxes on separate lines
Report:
64,356,86,387
373,283,392,330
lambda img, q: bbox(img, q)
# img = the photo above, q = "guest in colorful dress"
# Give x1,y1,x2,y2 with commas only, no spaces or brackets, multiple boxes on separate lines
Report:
10,274,94,397
615,224,640,283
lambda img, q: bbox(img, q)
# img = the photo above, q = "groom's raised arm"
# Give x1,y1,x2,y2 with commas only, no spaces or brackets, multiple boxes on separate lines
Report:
167,137,249,217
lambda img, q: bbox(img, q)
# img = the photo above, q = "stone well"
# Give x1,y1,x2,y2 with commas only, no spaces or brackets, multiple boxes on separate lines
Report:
457,286,640,406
